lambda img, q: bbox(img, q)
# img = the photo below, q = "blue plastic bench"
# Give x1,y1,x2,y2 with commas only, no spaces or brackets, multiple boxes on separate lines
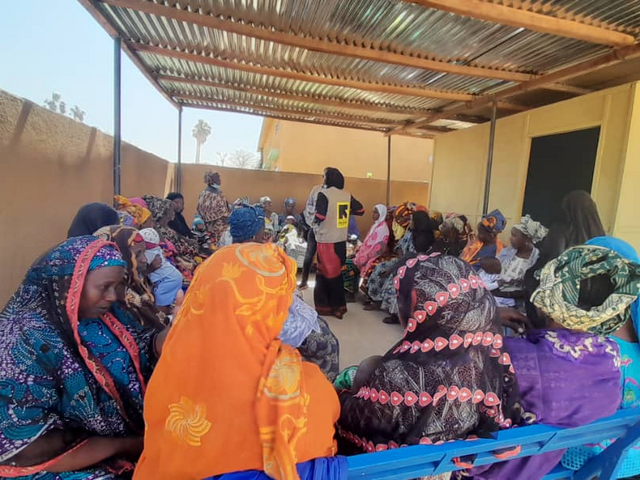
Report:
347,409,640,480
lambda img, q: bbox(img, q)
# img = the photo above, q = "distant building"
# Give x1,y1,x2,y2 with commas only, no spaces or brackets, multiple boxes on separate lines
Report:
258,118,434,183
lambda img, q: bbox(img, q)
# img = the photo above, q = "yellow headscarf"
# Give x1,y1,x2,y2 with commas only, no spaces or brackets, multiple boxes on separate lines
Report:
114,195,151,227
134,243,339,480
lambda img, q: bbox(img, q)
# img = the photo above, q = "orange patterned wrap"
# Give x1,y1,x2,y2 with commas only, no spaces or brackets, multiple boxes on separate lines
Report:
134,243,339,480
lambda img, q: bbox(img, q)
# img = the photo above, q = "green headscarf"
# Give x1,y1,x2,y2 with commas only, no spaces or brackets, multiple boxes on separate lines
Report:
532,245,640,335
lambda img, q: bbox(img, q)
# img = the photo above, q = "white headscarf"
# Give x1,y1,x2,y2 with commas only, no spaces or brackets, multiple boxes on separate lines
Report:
373,204,388,227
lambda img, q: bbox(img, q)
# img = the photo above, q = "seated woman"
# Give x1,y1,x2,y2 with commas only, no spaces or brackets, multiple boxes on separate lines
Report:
277,216,308,268
114,195,153,229
0,236,168,479
376,211,437,324
484,215,548,308
229,205,341,381
460,210,506,268
94,225,168,330
67,202,119,237
560,237,640,479
337,254,521,461
435,214,471,256
464,244,639,480
229,204,266,244
361,202,416,308
343,205,389,301
142,195,203,283
134,243,340,480
359,205,400,300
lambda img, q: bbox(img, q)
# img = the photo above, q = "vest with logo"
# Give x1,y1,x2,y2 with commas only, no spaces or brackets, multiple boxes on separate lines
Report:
315,187,352,243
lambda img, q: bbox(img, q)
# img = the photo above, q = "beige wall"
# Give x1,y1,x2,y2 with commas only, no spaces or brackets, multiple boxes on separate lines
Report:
430,83,637,245
180,165,430,235
259,118,434,182
0,89,170,304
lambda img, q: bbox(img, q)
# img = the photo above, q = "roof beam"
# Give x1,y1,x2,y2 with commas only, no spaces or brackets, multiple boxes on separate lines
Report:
99,0,533,82
158,75,431,117
173,94,404,127
133,43,474,102
406,0,636,47
180,102,390,134
78,0,180,109
389,42,640,135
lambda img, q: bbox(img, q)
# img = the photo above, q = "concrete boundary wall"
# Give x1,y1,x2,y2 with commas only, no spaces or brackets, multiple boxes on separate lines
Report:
0,89,429,304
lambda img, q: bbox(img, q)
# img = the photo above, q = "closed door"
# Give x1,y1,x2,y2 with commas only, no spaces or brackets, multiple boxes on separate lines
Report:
522,127,600,228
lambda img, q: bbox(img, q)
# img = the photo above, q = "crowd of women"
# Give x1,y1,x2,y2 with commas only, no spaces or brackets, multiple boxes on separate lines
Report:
1,163,640,480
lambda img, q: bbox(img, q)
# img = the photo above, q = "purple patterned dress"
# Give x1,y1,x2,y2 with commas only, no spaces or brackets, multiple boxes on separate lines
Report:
462,329,622,480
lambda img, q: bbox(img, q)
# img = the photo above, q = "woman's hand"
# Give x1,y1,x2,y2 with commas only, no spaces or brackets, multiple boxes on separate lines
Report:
154,327,170,357
497,307,532,334
7,433,144,473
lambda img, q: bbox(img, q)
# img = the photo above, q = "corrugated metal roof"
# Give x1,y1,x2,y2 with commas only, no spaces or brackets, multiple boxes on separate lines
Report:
81,0,640,136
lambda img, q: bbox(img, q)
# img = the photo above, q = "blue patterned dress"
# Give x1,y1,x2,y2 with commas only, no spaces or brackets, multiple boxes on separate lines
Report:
0,237,157,479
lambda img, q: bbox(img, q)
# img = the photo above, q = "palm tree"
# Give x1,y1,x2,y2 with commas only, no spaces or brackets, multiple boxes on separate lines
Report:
192,119,212,164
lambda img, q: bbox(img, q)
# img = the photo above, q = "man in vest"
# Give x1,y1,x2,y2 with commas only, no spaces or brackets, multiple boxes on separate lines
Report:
314,167,364,318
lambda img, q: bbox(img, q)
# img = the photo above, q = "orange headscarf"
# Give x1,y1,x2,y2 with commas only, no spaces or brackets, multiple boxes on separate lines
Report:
134,243,339,480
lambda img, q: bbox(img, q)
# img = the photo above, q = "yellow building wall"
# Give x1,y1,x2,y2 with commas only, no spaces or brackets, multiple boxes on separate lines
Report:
430,83,637,244
259,118,434,182
613,84,640,247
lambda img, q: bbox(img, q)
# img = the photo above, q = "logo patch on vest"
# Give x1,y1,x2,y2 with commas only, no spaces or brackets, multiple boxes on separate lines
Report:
337,202,350,229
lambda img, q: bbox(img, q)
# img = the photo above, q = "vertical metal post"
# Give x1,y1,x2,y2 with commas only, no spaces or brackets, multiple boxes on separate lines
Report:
386,136,392,205
177,106,183,192
113,37,122,197
482,98,498,215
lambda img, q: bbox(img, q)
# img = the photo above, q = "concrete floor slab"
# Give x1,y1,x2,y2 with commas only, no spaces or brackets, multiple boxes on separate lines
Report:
300,278,403,370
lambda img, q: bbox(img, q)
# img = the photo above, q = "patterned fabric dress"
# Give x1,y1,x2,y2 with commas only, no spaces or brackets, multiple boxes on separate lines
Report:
298,317,341,382
0,237,157,480
367,231,415,303
197,186,231,245
338,254,521,454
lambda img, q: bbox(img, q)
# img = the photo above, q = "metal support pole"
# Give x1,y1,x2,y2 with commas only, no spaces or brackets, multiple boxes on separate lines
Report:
113,36,122,198
482,98,498,215
386,136,392,206
177,106,183,192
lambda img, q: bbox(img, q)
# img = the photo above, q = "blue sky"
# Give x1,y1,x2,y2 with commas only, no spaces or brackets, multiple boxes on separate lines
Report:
0,1,263,164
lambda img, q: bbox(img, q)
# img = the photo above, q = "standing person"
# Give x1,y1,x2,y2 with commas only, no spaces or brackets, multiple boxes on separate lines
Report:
0,236,168,479
300,183,324,289
166,192,193,238
260,196,280,234
67,202,119,238
313,167,364,319
197,170,231,245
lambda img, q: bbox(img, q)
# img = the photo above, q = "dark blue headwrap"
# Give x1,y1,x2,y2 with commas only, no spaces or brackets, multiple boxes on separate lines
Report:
229,206,265,243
